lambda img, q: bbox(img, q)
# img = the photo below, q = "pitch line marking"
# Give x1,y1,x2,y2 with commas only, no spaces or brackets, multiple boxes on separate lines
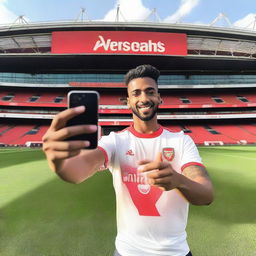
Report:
204,151,256,161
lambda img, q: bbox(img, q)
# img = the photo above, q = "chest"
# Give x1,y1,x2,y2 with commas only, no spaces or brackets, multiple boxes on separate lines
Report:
115,135,182,172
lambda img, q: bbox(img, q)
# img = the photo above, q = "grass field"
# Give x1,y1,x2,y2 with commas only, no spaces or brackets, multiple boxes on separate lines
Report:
0,146,255,256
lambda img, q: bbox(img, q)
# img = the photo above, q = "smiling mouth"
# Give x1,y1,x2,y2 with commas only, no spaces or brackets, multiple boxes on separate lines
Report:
137,106,152,115
137,103,153,111
132,103,157,121
138,106,152,111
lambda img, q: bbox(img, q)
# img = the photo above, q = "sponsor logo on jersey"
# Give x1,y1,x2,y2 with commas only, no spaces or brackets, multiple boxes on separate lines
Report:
93,35,165,53
123,171,150,194
121,165,163,216
162,147,175,161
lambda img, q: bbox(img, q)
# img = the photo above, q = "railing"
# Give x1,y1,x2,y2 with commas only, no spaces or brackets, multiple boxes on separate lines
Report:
1,73,256,85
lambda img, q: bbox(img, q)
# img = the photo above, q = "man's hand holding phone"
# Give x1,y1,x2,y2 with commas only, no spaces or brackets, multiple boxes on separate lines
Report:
42,106,98,172
43,90,99,173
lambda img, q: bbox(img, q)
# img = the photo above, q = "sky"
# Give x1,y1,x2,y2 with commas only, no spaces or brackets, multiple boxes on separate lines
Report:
0,0,255,30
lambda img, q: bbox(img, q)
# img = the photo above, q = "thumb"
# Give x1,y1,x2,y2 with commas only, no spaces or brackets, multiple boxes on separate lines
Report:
155,152,163,162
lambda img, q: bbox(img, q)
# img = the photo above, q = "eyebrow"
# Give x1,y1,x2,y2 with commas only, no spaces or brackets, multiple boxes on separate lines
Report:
131,87,156,93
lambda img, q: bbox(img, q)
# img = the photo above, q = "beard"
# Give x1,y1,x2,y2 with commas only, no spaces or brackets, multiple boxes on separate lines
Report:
131,102,159,121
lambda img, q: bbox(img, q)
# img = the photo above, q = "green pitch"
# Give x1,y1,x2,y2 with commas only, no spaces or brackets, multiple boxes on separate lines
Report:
0,146,255,256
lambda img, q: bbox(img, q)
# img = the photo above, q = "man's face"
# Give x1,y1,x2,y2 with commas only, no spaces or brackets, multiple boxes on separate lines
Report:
127,77,161,121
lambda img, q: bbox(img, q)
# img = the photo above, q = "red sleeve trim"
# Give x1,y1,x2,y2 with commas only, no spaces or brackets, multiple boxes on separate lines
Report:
181,162,205,172
97,146,109,169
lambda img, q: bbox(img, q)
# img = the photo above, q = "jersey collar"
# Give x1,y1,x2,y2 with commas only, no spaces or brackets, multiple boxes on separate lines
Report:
128,125,163,138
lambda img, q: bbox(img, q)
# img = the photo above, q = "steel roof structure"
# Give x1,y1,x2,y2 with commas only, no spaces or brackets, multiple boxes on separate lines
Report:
0,21,255,73
0,21,255,58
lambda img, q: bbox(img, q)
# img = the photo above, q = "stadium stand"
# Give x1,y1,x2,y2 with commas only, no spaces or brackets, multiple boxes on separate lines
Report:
210,125,256,144
0,125,34,144
1,90,256,108
0,21,256,146
184,125,237,145
238,124,256,135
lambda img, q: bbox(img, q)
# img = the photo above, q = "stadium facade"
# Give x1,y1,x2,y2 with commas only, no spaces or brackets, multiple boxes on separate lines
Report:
0,21,256,146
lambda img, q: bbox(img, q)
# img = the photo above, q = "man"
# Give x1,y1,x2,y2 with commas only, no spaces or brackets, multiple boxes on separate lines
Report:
43,65,214,256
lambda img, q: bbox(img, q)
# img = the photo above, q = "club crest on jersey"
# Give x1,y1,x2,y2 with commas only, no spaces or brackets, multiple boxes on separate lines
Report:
162,148,175,161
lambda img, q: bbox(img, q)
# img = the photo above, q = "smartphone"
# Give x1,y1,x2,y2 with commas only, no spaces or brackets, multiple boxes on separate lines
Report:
66,90,99,149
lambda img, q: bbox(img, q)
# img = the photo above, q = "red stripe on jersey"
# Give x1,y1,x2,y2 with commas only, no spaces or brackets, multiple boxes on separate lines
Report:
181,162,205,172
98,146,109,169
128,125,163,138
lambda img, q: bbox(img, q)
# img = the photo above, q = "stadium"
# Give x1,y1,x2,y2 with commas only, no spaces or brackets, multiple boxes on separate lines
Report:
0,20,256,146
0,19,255,256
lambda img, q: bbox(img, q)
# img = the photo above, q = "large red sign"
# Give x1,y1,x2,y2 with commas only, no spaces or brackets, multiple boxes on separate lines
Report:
51,31,187,56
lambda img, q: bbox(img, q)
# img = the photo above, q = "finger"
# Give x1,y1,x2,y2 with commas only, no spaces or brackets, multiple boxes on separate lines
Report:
47,140,90,151
138,161,169,173
50,106,85,131
137,159,151,165
147,168,172,179
148,176,171,186
50,150,81,160
154,183,175,191
48,124,97,141
155,152,163,162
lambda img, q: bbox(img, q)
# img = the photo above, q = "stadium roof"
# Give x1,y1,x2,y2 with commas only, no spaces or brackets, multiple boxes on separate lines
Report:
0,21,255,73
0,21,256,55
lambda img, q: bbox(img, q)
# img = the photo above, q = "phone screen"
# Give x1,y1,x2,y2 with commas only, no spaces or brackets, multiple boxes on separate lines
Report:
66,91,99,149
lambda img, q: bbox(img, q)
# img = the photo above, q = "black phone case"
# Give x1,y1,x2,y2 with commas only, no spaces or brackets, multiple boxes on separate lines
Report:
66,91,99,149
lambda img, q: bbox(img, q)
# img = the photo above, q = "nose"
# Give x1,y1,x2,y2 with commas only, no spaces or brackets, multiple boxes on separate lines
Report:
139,92,149,103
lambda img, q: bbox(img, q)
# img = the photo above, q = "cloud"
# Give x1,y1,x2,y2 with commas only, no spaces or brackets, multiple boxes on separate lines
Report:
164,0,200,23
103,0,151,21
0,0,18,25
233,13,256,30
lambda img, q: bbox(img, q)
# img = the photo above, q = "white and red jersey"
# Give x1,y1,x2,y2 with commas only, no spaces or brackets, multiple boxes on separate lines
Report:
98,125,204,256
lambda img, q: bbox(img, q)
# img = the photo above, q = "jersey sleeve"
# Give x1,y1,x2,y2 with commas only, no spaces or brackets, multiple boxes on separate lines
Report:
98,132,116,169
180,134,205,172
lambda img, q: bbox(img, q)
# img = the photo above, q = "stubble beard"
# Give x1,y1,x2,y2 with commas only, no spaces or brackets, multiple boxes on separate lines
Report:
131,104,159,121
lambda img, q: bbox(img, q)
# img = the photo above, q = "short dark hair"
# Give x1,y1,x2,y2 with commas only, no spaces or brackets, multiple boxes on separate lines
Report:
124,64,160,86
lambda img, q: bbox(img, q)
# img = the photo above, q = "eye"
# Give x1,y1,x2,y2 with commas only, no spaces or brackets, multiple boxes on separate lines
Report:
147,90,155,95
132,90,140,96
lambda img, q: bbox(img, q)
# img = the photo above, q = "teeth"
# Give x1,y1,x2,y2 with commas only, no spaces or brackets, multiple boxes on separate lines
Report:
139,106,151,109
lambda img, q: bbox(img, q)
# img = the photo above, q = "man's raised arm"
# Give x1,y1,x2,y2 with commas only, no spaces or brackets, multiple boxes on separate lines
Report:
42,106,105,184
138,153,214,206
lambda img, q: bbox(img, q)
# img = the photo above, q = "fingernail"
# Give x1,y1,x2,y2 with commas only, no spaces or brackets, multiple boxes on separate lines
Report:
74,106,85,112
137,165,144,172
89,125,98,131
84,141,90,147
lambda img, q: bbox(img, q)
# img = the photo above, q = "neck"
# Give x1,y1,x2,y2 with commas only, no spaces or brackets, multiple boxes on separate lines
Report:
133,115,160,134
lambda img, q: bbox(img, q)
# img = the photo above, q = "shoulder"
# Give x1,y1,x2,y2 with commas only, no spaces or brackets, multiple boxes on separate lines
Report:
162,126,185,138
115,126,130,136
161,126,197,146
